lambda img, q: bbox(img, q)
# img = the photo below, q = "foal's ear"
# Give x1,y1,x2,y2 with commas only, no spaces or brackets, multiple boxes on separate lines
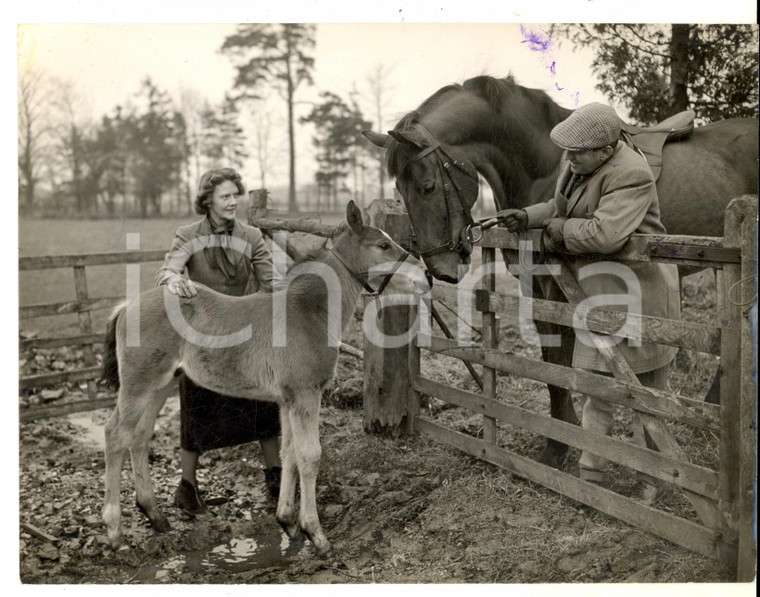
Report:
347,200,364,234
362,130,391,148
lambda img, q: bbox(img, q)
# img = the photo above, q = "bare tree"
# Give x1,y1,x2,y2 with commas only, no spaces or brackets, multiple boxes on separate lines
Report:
18,65,52,211
178,87,210,213
250,108,278,190
49,78,95,214
364,63,395,199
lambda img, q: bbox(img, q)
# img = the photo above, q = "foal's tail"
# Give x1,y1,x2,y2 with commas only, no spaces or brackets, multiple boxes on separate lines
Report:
101,304,124,391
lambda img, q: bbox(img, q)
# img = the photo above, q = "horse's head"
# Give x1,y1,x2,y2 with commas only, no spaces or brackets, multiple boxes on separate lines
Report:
363,125,480,283
332,201,431,296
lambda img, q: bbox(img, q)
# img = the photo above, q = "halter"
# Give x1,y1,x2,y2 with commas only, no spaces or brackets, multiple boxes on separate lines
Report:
400,125,482,259
330,248,410,297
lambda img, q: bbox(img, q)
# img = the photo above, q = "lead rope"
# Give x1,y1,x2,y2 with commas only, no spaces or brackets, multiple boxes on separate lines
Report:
727,274,758,306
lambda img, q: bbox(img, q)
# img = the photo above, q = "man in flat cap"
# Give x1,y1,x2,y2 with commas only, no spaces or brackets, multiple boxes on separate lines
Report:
503,102,680,503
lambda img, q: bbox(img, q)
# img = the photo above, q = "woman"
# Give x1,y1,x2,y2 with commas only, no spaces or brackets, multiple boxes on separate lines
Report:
155,167,282,515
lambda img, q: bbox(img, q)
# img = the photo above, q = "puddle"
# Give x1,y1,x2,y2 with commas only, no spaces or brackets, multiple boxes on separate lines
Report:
134,526,306,582
67,412,106,451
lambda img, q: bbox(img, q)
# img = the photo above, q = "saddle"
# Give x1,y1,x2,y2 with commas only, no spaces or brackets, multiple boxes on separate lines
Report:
619,110,696,181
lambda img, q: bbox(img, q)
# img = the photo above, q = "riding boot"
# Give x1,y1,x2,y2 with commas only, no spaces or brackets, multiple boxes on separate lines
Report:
264,467,282,499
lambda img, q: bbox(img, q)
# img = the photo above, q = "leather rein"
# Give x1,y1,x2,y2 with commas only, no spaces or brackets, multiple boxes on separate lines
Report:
330,248,410,297
402,133,483,259
400,126,523,260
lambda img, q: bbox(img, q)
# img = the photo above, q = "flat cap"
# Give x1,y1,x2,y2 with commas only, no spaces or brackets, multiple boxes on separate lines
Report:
550,102,621,150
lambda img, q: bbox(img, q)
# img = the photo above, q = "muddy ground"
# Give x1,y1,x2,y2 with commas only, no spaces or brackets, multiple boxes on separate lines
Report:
18,276,737,585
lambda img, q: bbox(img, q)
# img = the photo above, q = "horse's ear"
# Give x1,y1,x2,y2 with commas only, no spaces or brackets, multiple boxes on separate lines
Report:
346,200,364,234
388,129,425,149
362,130,391,148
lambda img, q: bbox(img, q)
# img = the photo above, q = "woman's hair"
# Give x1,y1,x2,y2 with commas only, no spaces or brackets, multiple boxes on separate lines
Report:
194,168,246,215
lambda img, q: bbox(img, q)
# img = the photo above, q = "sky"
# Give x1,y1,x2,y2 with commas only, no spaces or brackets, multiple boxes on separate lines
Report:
13,1,759,191
16,22,615,190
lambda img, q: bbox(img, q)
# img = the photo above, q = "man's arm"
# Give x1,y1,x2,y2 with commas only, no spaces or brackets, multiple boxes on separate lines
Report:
562,170,655,255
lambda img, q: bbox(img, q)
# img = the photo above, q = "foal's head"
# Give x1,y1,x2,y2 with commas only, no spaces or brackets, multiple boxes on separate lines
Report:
332,201,430,296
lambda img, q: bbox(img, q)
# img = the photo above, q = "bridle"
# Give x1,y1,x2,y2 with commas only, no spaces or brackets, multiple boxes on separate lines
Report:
397,125,483,259
330,248,411,297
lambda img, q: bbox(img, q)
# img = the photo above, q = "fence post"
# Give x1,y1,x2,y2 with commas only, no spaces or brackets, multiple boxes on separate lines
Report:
737,196,758,582
366,198,413,252
363,296,413,435
73,266,98,402
362,199,416,435
718,195,756,577
481,247,498,443
249,188,269,220
407,301,422,434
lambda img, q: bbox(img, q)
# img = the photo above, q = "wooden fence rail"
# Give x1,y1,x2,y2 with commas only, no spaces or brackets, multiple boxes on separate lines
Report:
19,250,168,420
368,195,757,581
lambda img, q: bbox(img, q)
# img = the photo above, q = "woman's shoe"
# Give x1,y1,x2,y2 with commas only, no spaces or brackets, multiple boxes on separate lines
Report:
264,467,282,499
174,478,209,515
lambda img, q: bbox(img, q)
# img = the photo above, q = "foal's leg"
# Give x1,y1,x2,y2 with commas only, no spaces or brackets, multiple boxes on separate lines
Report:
275,404,302,540
103,404,128,548
287,390,331,557
131,391,171,532
103,387,159,548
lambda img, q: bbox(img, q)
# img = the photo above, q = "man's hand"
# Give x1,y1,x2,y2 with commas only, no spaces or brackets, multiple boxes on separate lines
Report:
167,278,198,298
499,209,529,233
544,218,567,242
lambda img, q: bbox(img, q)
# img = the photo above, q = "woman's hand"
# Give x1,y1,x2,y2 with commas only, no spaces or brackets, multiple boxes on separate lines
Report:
167,278,198,298
499,209,529,232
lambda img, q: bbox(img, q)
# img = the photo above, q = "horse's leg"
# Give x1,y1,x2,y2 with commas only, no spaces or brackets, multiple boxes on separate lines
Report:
536,320,579,468
275,403,302,541
131,391,171,533
287,389,331,557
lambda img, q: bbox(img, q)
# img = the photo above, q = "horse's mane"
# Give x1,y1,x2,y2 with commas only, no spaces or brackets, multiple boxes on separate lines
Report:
386,74,569,177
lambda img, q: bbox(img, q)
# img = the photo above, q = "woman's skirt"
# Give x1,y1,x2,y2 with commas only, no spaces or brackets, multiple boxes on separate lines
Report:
179,374,280,453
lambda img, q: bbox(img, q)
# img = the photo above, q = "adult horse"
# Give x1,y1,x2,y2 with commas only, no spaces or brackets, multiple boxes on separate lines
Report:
364,74,758,464
100,201,428,557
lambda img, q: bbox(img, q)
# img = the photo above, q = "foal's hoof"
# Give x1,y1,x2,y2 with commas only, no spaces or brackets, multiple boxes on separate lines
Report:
107,532,123,551
315,541,333,559
277,518,304,541
150,514,172,533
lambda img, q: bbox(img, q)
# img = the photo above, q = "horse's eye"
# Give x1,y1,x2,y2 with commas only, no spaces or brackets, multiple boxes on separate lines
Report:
378,242,391,251
421,180,436,195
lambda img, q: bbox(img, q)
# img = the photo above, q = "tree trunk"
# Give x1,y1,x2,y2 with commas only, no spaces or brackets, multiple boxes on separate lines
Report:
668,24,691,116
286,59,298,213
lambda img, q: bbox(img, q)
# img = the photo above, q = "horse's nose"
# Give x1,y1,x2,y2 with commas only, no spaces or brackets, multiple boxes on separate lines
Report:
409,269,430,296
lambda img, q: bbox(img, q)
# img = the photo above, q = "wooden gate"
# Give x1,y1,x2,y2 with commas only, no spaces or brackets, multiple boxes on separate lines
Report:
368,195,756,580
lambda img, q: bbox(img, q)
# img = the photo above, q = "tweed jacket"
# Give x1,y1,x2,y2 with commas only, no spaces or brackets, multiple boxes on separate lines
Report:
523,141,680,373
155,217,280,296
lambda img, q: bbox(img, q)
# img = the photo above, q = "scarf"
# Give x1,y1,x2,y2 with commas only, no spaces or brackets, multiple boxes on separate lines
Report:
564,173,588,198
205,217,237,280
